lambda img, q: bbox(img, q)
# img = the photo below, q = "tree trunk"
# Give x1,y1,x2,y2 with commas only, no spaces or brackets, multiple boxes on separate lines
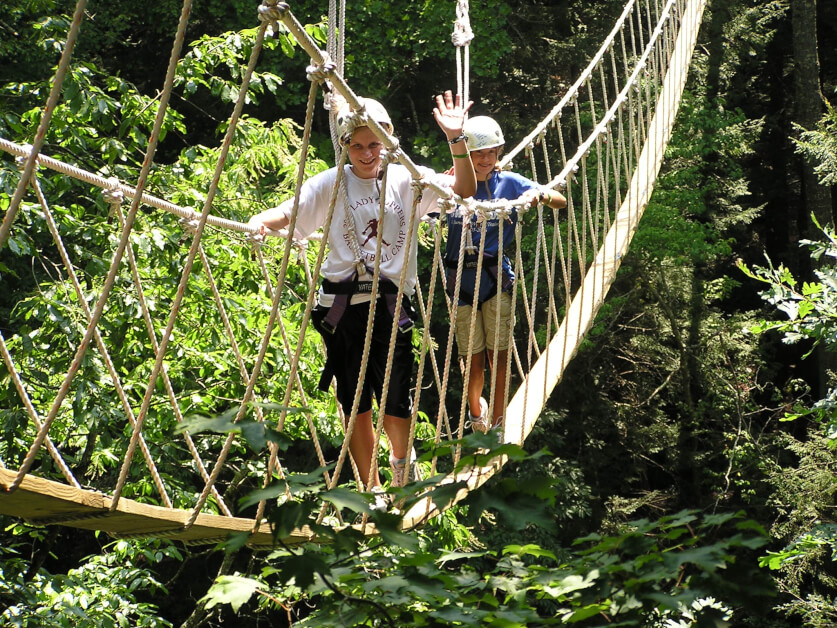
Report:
792,0,834,397
792,0,832,233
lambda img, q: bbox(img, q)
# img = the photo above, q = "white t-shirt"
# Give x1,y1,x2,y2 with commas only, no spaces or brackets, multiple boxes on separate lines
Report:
279,163,452,306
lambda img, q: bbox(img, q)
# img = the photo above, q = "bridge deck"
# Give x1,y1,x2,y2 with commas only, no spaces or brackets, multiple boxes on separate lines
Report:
0,467,312,547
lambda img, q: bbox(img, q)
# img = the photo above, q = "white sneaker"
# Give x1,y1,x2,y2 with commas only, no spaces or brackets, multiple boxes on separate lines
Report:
466,397,490,433
369,486,389,511
490,418,503,442
390,448,421,487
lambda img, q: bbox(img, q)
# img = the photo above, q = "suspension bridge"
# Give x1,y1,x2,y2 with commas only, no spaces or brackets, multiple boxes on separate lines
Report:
0,0,706,547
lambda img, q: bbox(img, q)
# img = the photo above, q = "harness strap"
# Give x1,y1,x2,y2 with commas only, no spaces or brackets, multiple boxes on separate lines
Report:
443,254,498,271
319,273,413,334
322,278,400,294
445,255,512,308
320,277,354,334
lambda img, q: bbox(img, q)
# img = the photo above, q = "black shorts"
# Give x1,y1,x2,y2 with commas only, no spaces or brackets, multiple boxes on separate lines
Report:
311,298,415,419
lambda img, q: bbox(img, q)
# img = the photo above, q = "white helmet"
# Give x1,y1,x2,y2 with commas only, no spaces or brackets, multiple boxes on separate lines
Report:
335,97,393,144
463,115,504,151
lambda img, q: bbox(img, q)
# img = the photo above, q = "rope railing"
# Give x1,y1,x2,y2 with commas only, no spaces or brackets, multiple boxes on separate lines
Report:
0,0,705,543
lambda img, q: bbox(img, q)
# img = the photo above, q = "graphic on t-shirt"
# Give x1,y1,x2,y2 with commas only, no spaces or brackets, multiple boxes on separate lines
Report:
361,218,390,247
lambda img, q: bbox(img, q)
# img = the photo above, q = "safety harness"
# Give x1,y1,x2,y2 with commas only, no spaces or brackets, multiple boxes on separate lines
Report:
444,254,513,308
320,271,414,334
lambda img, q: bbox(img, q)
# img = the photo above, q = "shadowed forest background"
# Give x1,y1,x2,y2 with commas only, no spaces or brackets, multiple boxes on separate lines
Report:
1,0,836,626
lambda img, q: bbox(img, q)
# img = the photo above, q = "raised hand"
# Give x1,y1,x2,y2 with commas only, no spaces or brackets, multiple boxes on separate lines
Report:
432,89,473,139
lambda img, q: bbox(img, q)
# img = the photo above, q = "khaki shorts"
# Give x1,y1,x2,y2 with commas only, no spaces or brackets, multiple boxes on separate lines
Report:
454,291,513,356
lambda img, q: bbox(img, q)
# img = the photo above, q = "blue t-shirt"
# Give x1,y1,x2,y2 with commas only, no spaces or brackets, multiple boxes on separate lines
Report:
445,170,542,304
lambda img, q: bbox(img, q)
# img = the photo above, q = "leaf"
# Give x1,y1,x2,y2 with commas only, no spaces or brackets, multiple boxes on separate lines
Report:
200,575,261,612
502,544,557,560
221,531,253,553
560,601,610,622
280,553,326,590
321,486,369,513
542,572,598,598
438,550,489,564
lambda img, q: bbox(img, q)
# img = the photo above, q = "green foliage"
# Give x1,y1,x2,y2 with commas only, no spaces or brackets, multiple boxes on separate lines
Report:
739,223,837,625
0,1,64,84
174,21,327,108
635,88,763,266
199,494,769,626
758,432,837,628
0,538,177,627
738,223,837,443
793,99,837,187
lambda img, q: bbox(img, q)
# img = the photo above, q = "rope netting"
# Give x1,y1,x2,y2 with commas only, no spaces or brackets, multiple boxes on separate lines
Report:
0,0,706,543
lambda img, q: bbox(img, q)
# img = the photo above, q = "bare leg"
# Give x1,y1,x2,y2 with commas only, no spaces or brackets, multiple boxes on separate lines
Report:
347,410,379,488
467,351,486,417
486,348,508,426
383,414,409,460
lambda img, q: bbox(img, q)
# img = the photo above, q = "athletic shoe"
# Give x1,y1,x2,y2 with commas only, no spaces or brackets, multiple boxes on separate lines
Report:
390,448,421,487
369,485,389,511
466,397,490,433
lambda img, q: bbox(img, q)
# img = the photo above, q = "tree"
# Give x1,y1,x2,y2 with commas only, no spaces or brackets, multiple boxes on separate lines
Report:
791,0,832,235
2,0,835,625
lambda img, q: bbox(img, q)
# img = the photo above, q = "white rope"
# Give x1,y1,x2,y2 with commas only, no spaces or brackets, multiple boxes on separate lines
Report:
1,0,707,540
8,0,198,494
0,0,89,249
452,0,473,106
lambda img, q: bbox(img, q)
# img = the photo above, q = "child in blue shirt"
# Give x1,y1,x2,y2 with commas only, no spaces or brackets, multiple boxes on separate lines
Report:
444,116,566,433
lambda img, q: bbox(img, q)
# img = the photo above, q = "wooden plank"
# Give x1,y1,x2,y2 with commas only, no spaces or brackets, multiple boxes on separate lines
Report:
0,467,313,547
503,0,707,450
405,0,708,529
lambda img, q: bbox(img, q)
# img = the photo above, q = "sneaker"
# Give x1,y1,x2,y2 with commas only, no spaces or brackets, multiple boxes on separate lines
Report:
490,418,504,442
465,397,490,434
390,448,421,487
369,486,389,511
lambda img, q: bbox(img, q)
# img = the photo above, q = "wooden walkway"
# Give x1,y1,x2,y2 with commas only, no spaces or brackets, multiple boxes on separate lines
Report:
0,467,311,547
0,0,706,544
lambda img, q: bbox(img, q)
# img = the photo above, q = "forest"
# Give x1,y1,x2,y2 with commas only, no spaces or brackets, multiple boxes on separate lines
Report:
1,0,836,626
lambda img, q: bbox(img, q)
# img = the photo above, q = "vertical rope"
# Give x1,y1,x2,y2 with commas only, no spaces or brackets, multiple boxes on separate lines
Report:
9,0,196,493
114,0,256,512
451,0,474,107
0,0,88,249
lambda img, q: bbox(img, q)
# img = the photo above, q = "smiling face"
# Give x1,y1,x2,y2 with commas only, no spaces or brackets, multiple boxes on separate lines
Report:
347,126,385,179
470,147,500,181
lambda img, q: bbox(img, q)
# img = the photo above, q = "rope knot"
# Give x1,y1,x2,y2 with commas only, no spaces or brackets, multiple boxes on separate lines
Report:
496,205,513,221
437,197,456,213
306,56,336,83
409,175,427,198
247,225,265,245
14,147,36,173
179,216,201,234
102,178,123,206
323,89,343,113
567,166,579,182
258,1,288,24
382,145,400,164
355,259,369,278
451,0,474,47
103,178,123,222
459,199,478,225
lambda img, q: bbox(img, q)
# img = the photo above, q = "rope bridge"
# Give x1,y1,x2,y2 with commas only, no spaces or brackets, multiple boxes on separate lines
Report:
0,0,706,547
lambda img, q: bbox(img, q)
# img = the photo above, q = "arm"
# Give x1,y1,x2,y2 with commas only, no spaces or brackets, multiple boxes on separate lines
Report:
539,188,567,210
522,187,568,210
432,90,476,198
247,205,290,235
